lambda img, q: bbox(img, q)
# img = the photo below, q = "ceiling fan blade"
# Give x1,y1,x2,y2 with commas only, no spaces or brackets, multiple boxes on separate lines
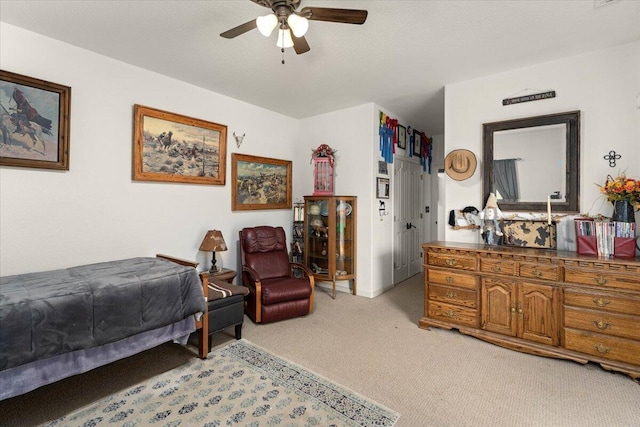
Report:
220,19,257,39
249,0,273,8
300,7,368,24
292,35,310,55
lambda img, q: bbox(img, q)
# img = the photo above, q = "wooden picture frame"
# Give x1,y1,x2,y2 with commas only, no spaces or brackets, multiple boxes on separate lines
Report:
231,153,292,210
413,130,422,156
0,70,71,170
133,104,226,185
397,125,406,149
377,177,390,199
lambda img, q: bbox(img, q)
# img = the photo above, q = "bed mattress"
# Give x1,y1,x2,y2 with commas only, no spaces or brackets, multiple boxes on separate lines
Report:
0,257,206,371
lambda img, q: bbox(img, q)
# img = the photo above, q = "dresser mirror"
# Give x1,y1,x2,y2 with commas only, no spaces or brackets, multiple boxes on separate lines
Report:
482,111,580,212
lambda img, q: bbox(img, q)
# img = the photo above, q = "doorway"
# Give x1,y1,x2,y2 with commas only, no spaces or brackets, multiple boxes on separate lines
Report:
393,159,424,284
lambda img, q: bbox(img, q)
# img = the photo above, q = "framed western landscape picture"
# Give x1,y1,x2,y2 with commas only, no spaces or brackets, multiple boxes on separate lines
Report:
132,104,227,185
231,153,292,211
0,70,71,170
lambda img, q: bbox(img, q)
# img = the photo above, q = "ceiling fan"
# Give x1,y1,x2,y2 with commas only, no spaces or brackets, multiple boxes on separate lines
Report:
220,0,368,57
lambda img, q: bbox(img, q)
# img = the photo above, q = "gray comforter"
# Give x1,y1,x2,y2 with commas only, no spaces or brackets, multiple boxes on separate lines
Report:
0,257,206,371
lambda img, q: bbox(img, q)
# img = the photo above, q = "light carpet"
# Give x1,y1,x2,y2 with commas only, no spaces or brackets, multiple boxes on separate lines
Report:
41,339,399,427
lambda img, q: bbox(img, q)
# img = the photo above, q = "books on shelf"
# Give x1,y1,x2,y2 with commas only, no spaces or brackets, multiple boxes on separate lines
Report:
575,218,636,258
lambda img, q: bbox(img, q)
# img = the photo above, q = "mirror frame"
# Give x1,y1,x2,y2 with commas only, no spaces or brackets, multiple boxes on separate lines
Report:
482,110,580,213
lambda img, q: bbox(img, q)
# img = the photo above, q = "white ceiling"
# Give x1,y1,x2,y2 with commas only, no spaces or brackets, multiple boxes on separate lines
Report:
1,0,639,135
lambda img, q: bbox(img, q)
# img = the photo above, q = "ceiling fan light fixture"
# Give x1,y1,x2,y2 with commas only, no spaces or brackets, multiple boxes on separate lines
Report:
287,13,309,38
276,28,294,49
256,13,278,37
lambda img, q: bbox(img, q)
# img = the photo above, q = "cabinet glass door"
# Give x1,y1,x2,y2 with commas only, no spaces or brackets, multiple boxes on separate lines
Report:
335,197,354,278
305,198,330,276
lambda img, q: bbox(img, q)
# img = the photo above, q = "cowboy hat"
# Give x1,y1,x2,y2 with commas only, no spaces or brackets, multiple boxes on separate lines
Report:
445,149,477,181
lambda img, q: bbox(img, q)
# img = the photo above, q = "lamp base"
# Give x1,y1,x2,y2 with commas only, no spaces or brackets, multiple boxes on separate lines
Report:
209,257,219,273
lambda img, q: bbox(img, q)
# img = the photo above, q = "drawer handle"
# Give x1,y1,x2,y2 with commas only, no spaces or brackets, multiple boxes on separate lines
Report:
533,269,543,278
445,291,457,299
595,275,608,286
594,320,611,330
444,310,458,318
511,303,516,315
445,259,458,267
446,276,454,284
593,298,611,307
593,344,610,354
492,264,502,273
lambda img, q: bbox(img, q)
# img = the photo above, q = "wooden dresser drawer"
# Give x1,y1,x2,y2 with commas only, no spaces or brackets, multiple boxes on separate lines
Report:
479,258,516,275
564,307,640,341
564,328,640,365
428,301,478,327
565,267,640,292
427,253,477,271
428,269,476,290
564,289,640,316
519,262,559,281
429,284,477,309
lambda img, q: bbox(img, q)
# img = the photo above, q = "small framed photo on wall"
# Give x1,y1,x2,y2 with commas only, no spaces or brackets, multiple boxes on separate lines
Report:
413,129,422,156
376,177,390,199
397,125,406,149
378,160,388,175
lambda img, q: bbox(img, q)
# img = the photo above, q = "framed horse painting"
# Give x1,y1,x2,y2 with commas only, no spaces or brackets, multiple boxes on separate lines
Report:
132,104,227,185
231,153,292,211
0,70,71,170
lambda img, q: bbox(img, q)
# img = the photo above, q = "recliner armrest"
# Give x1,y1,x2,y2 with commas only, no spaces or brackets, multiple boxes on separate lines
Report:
290,262,314,277
242,265,262,285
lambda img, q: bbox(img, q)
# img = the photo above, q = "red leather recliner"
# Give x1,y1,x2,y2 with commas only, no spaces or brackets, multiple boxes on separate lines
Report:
239,226,315,324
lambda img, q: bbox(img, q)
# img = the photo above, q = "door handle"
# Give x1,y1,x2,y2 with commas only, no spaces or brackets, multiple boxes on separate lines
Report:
406,223,417,230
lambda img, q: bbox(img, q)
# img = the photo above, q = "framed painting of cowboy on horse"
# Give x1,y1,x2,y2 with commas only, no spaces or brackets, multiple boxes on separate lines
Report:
132,104,227,185
0,70,71,170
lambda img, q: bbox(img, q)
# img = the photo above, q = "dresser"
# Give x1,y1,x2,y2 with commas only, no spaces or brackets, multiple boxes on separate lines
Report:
421,242,640,379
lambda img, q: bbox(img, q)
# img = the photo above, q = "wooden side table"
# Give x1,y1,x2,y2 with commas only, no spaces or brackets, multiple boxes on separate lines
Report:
202,268,237,284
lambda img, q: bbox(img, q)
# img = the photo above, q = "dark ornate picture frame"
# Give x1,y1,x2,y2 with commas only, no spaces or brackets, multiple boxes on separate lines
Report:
413,129,422,156
231,153,292,210
397,125,406,149
0,70,71,170
133,104,227,185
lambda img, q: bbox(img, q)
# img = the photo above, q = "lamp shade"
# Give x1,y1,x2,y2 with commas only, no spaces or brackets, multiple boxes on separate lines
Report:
287,13,308,37
276,28,294,48
199,230,227,252
256,13,278,37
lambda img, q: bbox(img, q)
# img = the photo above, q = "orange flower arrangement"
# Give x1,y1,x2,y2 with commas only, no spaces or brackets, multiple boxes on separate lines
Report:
597,173,640,209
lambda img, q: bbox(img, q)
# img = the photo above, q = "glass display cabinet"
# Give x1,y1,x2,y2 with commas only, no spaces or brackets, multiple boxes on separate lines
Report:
304,195,357,298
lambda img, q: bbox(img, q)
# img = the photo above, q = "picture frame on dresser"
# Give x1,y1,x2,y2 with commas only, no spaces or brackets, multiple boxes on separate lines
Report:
231,153,292,211
0,70,71,170
132,104,227,185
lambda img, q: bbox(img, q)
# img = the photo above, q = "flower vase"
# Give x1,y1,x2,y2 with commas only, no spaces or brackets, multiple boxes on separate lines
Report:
611,200,635,223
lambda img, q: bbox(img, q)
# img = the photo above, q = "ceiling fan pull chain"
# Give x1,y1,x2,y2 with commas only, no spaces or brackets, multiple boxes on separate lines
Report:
281,47,285,65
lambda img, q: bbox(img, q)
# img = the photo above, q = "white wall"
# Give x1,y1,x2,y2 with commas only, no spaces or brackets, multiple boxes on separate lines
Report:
0,23,300,276
444,40,640,244
296,104,379,296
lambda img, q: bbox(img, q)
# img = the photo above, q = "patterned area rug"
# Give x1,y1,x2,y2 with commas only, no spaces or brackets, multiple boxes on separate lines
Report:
43,339,399,426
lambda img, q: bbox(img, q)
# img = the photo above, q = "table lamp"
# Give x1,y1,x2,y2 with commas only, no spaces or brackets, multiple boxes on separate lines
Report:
199,230,227,273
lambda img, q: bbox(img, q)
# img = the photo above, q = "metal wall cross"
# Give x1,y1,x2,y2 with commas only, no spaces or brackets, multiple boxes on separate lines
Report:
604,150,621,167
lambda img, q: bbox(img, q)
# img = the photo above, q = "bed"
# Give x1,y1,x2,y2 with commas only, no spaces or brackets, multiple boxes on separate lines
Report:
0,255,207,400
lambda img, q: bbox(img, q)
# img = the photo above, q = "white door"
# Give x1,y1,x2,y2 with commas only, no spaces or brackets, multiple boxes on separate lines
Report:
393,159,423,283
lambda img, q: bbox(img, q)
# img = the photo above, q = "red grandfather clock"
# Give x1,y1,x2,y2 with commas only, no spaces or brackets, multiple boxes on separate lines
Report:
312,144,335,195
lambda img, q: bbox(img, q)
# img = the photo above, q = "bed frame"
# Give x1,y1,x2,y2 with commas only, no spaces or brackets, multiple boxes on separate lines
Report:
156,254,210,358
